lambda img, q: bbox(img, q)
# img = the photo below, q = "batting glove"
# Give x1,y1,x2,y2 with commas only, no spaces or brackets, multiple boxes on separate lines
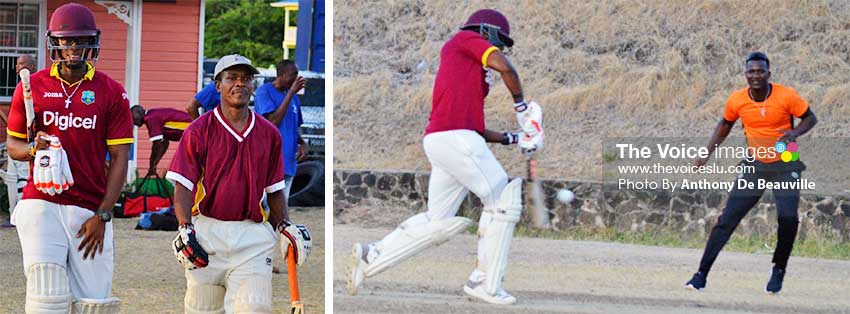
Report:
278,221,313,267
33,136,72,195
519,131,544,154
49,137,73,193
515,100,543,138
515,101,544,153
172,223,215,270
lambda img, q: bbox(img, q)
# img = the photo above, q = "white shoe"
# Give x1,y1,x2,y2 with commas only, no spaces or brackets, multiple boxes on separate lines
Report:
347,243,368,295
463,281,517,305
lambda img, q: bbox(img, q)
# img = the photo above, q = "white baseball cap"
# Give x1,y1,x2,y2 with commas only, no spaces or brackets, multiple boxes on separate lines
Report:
213,54,259,80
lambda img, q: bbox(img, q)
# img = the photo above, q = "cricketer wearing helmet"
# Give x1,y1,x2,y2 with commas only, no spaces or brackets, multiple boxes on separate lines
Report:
166,55,312,314
685,52,818,294
6,3,132,313
347,9,544,305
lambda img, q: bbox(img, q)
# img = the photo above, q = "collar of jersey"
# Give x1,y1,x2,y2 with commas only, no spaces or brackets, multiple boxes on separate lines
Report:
50,61,95,86
213,106,255,142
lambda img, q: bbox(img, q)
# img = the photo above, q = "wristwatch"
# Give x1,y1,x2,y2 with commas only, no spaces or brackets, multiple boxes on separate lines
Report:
95,209,113,222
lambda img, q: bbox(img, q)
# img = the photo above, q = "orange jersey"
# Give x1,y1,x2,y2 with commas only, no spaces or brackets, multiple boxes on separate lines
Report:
723,83,809,163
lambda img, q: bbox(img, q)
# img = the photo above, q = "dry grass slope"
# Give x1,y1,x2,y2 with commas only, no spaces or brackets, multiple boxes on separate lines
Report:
334,0,850,181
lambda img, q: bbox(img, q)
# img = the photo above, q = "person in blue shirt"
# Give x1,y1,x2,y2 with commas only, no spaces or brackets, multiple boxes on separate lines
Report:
186,81,220,119
254,60,307,199
255,60,307,274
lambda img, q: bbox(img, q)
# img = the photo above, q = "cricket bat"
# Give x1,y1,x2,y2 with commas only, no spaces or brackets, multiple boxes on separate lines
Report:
286,245,304,314
527,155,550,229
19,69,35,142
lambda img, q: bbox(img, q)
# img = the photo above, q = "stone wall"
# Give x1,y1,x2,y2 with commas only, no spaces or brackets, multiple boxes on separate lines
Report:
334,169,850,241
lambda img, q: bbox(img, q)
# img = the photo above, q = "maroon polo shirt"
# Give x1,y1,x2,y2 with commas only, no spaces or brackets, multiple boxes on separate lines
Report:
166,106,286,222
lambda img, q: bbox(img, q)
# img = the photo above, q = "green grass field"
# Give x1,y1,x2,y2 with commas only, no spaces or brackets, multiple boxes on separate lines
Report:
512,226,850,260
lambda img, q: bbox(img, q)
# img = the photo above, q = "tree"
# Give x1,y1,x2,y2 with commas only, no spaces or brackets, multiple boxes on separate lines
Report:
205,0,285,69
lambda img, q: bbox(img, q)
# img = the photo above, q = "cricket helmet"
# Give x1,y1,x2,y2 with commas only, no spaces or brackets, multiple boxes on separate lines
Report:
47,3,101,63
461,9,514,48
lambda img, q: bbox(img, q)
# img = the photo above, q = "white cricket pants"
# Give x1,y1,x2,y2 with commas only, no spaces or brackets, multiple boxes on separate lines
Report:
422,130,508,218
423,130,510,282
11,199,115,299
186,215,277,313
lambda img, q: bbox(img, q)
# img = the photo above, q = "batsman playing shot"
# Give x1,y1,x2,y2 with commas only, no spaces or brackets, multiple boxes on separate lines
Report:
6,3,133,313
166,54,312,314
347,9,544,305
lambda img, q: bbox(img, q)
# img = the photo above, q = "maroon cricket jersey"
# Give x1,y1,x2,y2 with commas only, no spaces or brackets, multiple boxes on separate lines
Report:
424,30,499,136
7,62,134,211
166,106,286,222
143,108,192,142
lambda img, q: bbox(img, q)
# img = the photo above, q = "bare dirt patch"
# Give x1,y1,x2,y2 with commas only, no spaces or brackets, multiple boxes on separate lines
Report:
333,224,850,314
0,208,324,314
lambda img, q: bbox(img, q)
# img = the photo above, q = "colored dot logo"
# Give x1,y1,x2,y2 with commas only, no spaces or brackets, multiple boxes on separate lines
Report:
777,141,799,162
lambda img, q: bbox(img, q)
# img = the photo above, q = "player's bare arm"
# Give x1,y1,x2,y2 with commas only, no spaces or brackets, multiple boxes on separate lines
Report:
482,129,519,145
173,183,193,226
486,49,544,153
77,143,129,260
486,51,523,102
695,118,735,167
187,98,202,119
266,190,290,227
6,131,51,161
148,139,170,174
778,109,818,143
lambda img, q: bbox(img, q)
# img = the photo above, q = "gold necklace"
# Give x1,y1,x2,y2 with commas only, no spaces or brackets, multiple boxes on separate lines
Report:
748,84,772,117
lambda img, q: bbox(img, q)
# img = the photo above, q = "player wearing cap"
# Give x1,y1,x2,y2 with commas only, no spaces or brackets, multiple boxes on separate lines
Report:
6,3,132,313
685,52,818,294
130,105,192,175
347,9,544,305
167,54,312,313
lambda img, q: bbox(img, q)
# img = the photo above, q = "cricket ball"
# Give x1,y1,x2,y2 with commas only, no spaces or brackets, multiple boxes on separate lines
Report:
557,189,575,203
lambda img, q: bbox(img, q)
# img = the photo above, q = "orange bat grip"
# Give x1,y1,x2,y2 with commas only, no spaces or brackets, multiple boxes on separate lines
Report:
287,244,301,302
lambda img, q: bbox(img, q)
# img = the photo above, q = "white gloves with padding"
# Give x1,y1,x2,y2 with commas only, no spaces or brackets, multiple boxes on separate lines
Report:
514,101,544,154
33,136,74,195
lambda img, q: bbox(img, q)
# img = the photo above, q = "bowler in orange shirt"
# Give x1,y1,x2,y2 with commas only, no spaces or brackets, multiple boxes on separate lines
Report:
685,52,817,294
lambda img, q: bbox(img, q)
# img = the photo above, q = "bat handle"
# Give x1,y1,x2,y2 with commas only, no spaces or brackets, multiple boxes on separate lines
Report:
286,244,301,302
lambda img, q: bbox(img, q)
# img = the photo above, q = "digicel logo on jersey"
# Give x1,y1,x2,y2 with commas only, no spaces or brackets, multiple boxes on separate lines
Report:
43,111,97,130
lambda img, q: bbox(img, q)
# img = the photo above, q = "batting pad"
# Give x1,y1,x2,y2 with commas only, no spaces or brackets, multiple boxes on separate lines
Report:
25,263,71,314
71,298,120,314
233,277,272,314
365,212,472,277
185,284,225,314
482,178,522,295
